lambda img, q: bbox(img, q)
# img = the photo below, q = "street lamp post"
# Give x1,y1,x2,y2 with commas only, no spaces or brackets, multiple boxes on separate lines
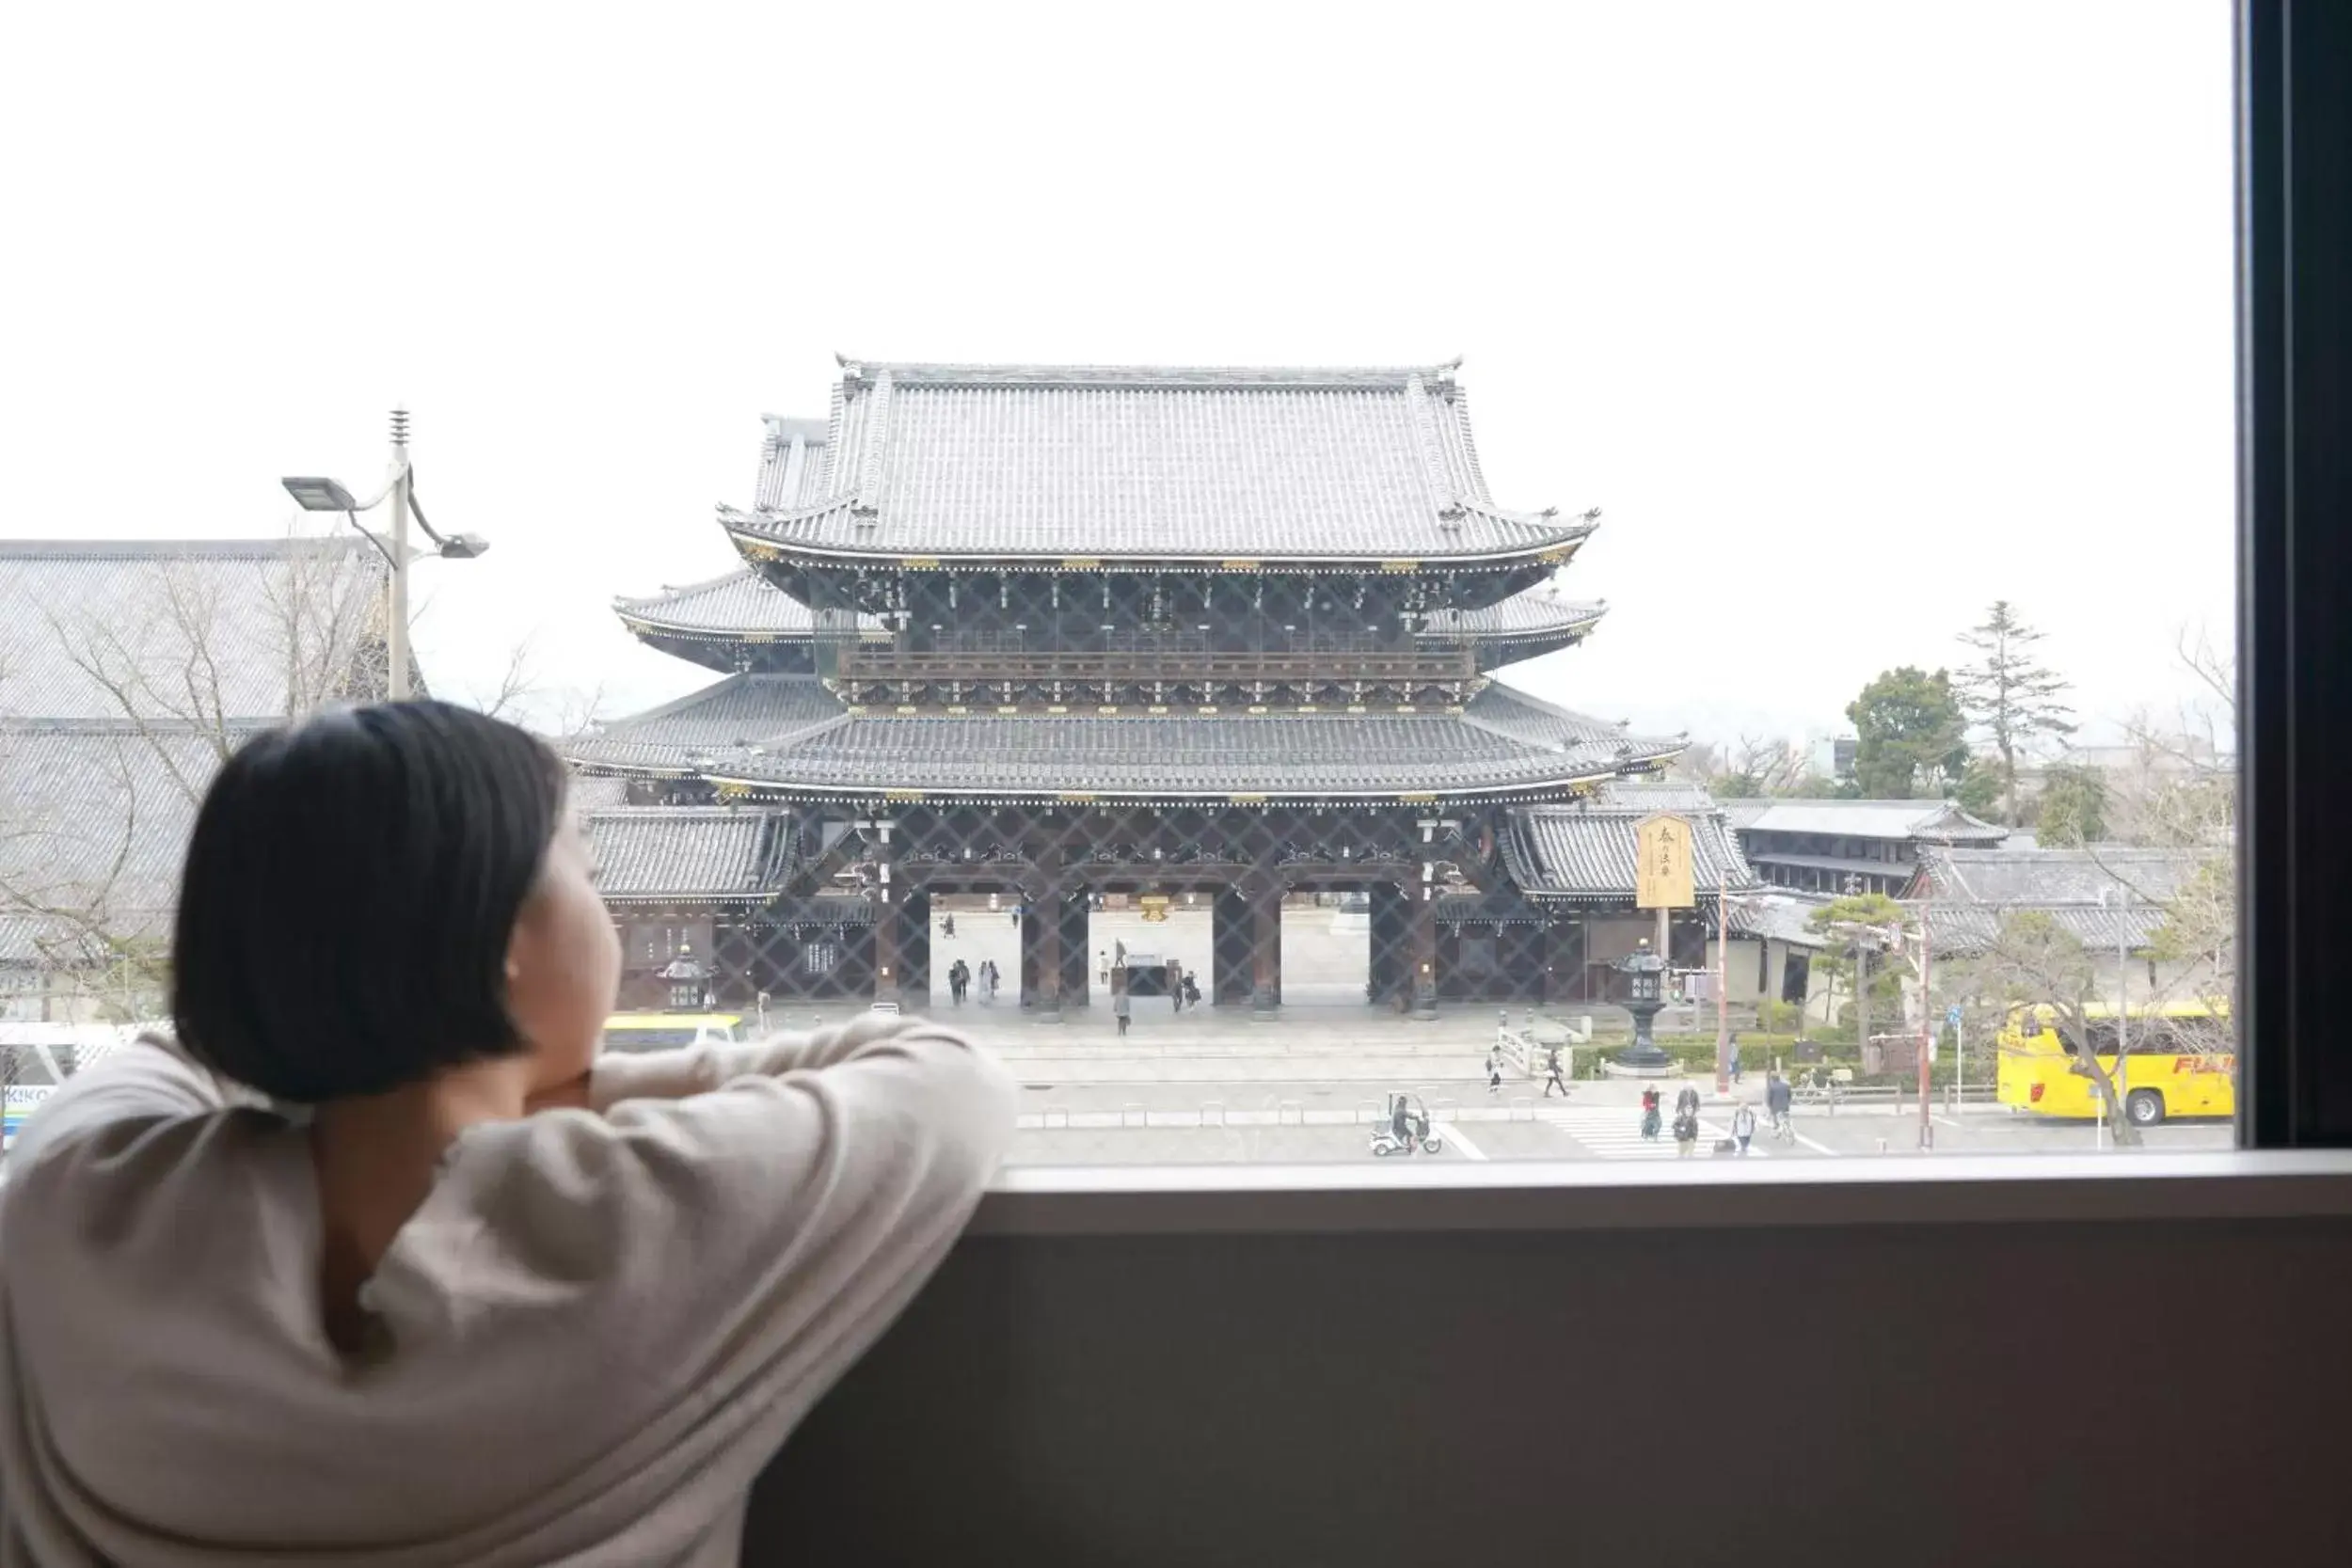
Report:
281,408,488,701
387,411,412,699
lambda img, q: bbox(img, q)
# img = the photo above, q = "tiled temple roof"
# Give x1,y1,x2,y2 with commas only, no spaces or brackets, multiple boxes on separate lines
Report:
582,808,796,903
612,569,884,638
1500,780,1758,901
723,360,1597,562
1718,798,2009,844
570,675,1678,801
1909,845,2211,954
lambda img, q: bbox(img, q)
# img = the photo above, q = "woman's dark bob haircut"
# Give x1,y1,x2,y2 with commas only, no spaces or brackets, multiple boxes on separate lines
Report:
172,701,571,1102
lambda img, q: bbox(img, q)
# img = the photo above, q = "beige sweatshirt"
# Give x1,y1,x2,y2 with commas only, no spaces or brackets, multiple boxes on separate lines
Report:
0,1014,1014,1566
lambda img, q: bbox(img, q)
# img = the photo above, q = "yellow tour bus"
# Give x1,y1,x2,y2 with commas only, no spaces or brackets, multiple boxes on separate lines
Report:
1995,1002,2233,1128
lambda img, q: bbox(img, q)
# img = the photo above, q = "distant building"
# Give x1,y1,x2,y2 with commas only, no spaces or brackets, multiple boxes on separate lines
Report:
0,538,393,1022
1808,734,1858,781
1905,844,2225,1011
1722,799,2008,897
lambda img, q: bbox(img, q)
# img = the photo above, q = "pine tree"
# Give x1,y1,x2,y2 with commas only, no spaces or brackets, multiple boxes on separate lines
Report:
1954,601,2075,827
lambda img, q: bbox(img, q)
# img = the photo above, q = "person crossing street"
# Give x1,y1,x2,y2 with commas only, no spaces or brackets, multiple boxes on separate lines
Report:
1542,1045,1569,1099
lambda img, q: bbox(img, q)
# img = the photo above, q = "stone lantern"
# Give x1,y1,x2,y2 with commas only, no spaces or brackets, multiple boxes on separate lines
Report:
658,941,711,1012
1613,938,1673,1073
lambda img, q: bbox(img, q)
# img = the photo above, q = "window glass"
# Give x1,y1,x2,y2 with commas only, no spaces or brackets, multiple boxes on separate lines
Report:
0,5,2235,1171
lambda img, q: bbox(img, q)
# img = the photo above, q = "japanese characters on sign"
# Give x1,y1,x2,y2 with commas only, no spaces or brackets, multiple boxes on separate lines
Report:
1636,814,1695,910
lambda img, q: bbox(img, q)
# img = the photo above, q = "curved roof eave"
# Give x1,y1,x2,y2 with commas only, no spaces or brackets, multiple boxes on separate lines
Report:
722,506,1597,572
566,758,1659,806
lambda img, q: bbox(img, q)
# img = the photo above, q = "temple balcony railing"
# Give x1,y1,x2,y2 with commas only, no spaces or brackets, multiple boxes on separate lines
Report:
833,645,1477,688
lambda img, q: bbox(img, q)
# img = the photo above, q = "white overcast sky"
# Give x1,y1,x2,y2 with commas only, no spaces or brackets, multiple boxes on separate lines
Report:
0,2,2233,749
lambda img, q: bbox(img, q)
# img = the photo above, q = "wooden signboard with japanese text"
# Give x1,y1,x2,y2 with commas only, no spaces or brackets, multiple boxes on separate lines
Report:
1636,814,1695,910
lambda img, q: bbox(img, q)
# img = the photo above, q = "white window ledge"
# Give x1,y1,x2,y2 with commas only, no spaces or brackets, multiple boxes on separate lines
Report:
970,1151,2352,1236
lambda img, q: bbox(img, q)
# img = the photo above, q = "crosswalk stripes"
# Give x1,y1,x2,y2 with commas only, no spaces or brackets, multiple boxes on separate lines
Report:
1534,1103,1769,1161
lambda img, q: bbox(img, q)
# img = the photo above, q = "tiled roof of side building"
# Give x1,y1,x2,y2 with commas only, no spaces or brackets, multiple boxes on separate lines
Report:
1718,798,2010,843
1500,779,1759,900
1912,845,2208,908
1907,845,2213,955
0,723,243,960
581,808,796,902
726,360,1597,562
568,675,1682,800
1920,903,2172,955
0,538,390,722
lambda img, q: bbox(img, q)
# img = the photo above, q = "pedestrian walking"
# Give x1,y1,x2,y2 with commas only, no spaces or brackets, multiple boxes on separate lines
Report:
1675,1082,1701,1120
1729,1033,1742,1085
1766,1069,1792,1136
1113,988,1132,1037
1543,1046,1568,1099
1731,1101,1757,1156
1640,1085,1661,1140
1487,1052,1503,1096
1674,1108,1699,1158
942,912,957,940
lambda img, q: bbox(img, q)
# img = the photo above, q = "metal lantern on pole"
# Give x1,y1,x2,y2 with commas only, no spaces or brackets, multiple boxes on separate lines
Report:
281,409,490,701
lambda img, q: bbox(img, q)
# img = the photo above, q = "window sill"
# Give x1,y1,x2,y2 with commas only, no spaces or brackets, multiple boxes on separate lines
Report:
971,1150,2352,1236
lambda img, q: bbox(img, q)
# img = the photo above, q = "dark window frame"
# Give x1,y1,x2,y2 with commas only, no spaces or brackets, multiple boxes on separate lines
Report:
2240,0,2352,1145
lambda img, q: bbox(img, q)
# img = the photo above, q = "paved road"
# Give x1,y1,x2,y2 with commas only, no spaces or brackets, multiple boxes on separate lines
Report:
1004,1072,2234,1165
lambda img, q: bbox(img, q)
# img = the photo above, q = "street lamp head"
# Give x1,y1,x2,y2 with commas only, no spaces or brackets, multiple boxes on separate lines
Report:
435,532,490,561
280,476,359,513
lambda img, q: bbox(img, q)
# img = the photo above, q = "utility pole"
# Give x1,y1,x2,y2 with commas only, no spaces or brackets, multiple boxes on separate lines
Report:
1843,872,1868,1066
387,408,412,700
2116,882,2131,1122
1715,864,1731,1095
1916,917,1933,1149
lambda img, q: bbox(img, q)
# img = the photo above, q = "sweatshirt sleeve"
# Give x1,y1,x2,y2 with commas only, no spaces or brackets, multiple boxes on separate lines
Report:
4,1033,271,1172
492,1013,1016,1489
585,1012,931,1110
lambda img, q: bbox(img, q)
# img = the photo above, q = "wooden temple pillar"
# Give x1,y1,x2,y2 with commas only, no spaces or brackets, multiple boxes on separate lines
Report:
1542,913,1581,1005
1248,877,1282,1022
1025,853,1064,1023
866,817,901,1009
1407,875,1439,1021
1058,894,1091,1011
899,888,931,1007
1367,881,1409,1008
1212,887,1250,1006
871,892,900,1010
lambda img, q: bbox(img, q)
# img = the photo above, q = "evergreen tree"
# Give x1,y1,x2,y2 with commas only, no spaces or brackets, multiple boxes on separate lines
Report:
1846,667,1968,799
2032,764,2107,846
1955,601,2075,826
